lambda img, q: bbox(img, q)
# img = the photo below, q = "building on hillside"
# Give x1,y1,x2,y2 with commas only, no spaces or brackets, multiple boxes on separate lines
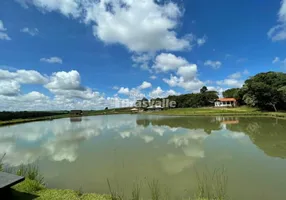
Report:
214,98,237,107
130,108,139,113
70,110,83,116
147,105,163,111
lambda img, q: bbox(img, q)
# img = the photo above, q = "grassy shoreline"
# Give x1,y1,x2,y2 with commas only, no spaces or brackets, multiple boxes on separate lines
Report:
1,107,286,127
147,107,286,119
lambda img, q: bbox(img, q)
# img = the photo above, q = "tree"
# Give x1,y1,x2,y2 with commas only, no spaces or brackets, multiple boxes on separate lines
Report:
241,72,286,111
105,107,108,110
223,88,240,98
200,86,208,94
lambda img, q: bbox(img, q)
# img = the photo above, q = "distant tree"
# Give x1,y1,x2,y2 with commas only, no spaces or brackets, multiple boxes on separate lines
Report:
200,86,208,94
105,107,108,110
223,88,240,98
136,97,149,108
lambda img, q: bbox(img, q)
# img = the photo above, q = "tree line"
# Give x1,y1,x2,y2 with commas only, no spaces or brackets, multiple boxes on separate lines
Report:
0,111,66,121
137,71,286,111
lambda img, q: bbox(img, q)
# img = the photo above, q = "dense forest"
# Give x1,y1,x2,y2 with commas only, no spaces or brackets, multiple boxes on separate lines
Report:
138,71,286,111
0,111,66,121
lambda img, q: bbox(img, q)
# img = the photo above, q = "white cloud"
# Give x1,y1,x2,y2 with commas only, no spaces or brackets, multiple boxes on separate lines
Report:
118,87,130,95
0,20,11,40
166,89,180,96
149,87,179,99
150,75,157,80
112,86,119,90
152,54,205,92
164,75,204,91
177,65,197,81
84,0,192,52
16,70,48,84
17,0,194,53
40,57,63,64
162,62,204,92
216,79,243,88
0,69,48,85
204,60,222,69
17,0,81,18
20,27,39,36
139,81,152,89
228,72,241,79
0,20,7,31
268,0,286,41
273,57,280,63
0,81,20,96
132,53,153,71
153,53,188,72
197,35,207,46
45,70,82,90
149,87,164,98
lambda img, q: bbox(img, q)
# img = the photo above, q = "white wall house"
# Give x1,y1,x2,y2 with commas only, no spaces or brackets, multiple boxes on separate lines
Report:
214,98,237,107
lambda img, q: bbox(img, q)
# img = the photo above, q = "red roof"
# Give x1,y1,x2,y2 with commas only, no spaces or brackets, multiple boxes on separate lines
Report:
217,98,236,102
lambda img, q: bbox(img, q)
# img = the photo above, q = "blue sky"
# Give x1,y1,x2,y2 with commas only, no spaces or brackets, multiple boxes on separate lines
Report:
0,0,286,110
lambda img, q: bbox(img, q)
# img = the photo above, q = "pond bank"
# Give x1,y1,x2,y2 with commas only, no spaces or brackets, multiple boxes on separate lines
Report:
146,107,286,119
1,107,286,127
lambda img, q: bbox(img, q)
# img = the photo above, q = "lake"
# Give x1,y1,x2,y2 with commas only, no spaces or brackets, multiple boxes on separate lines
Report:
1,115,286,199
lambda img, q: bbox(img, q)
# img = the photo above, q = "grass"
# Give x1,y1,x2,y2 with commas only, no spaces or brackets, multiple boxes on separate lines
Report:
195,167,228,200
149,106,286,119
3,171,229,200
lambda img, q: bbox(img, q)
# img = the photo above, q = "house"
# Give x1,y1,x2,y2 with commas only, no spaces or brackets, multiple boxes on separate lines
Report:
214,98,237,107
147,105,163,111
70,110,83,116
130,108,139,113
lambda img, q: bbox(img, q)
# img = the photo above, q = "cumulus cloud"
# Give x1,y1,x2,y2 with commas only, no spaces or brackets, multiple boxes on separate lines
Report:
40,57,63,64
139,81,152,89
149,75,157,80
149,87,179,98
153,53,188,72
149,87,164,98
84,0,192,52
0,20,11,40
0,81,20,96
215,70,249,88
204,60,222,69
118,87,130,95
0,69,48,85
45,70,82,90
268,0,286,41
159,54,204,92
20,27,39,36
16,0,193,53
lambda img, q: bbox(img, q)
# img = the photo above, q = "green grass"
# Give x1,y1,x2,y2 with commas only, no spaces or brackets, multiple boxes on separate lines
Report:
0,160,229,200
149,106,286,118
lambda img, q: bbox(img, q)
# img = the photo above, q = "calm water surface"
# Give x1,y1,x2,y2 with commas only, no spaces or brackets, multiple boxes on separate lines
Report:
1,115,286,199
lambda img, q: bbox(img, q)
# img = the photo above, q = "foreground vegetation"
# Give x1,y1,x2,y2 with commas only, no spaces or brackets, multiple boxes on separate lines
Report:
0,157,228,200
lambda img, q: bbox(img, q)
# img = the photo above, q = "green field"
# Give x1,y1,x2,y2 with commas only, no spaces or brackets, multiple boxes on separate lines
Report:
150,106,286,118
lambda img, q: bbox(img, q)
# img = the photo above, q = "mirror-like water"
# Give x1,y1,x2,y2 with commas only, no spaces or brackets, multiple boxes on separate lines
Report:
1,115,286,200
